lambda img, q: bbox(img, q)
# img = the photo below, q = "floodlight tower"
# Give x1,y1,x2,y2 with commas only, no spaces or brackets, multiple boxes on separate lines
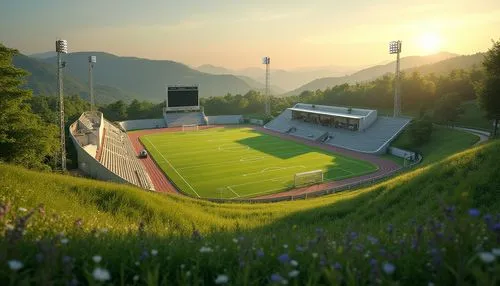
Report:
262,57,271,116
56,39,68,171
88,56,97,111
389,40,402,117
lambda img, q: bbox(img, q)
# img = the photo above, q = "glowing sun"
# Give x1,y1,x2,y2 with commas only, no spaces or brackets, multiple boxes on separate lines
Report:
419,33,441,54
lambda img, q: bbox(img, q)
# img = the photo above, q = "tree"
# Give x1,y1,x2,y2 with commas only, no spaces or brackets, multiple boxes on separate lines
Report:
0,43,58,170
433,92,463,126
477,39,500,136
408,116,433,146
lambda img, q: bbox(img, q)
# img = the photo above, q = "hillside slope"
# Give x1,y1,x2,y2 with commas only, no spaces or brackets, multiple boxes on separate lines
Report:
42,52,259,101
0,140,498,284
12,54,135,104
285,52,476,96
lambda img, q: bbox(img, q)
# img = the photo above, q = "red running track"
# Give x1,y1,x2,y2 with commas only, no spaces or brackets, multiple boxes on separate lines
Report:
128,126,401,199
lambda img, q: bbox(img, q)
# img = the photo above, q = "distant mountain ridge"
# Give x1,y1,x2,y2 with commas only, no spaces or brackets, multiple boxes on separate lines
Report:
285,52,470,96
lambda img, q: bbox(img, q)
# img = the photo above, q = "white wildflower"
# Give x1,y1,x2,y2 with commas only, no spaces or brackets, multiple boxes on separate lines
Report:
61,238,69,244
283,244,288,249
135,261,140,266
200,246,213,253
7,260,23,271
492,248,500,256
382,263,396,275
232,238,238,243
133,275,139,281
312,253,318,258
92,267,111,281
479,252,495,263
186,271,191,277
290,260,299,267
92,255,102,263
288,270,300,278
151,249,158,256
18,207,27,212
214,274,229,284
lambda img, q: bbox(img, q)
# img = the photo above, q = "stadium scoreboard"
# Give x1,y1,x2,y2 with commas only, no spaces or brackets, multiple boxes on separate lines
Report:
166,85,200,111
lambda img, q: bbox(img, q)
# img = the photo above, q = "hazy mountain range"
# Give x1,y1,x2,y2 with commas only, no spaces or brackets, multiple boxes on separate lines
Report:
14,50,485,105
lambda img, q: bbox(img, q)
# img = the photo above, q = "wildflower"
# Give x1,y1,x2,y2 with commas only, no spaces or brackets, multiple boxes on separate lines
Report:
382,262,396,275
186,271,191,277
62,256,72,264
92,267,111,281
333,262,342,270
296,245,305,252
101,228,108,233
135,261,140,266
271,273,284,283
278,253,290,264
367,235,379,245
133,275,139,281
18,207,27,212
479,252,495,263
492,248,500,256
92,255,102,263
283,244,288,249
200,246,213,253
61,238,69,244
151,249,158,256
214,274,229,284
7,260,23,271
232,238,238,243
468,209,480,217
256,248,265,258
387,224,393,234
288,270,300,278
290,260,298,267
312,253,318,258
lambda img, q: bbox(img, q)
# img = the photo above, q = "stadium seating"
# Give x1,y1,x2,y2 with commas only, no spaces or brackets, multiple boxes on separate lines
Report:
265,109,411,154
99,121,155,190
206,115,243,125
164,111,207,127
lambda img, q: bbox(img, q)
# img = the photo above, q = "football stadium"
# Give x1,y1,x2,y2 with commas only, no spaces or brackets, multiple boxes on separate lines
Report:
70,84,413,200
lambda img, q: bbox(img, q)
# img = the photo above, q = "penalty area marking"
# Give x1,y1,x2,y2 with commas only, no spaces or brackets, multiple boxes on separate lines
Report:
242,165,305,177
227,186,240,197
145,137,201,198
218,144,250,152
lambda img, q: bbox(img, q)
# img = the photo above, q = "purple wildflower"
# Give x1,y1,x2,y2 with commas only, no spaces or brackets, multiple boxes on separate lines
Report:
382,262,396,275
296,245,306,252
333,262,342,270
387,224,393,234
367,235,379,245
468,209,480,217
271,273,284,283
256,249,265,258
278,253,290,264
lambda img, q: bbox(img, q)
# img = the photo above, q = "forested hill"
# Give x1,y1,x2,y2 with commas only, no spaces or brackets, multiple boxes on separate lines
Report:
13,54,135,104
285,52,483,96
40,52,257,101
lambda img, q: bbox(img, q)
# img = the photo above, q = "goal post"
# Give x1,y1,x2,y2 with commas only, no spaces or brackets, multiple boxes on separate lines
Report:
294,170,324,187
182,124,199,132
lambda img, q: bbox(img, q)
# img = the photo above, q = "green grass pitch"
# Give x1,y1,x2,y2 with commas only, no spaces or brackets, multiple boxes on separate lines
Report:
141,127,378,199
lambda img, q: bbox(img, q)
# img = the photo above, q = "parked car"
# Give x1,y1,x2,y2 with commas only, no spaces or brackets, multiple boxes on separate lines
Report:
138,149,148,158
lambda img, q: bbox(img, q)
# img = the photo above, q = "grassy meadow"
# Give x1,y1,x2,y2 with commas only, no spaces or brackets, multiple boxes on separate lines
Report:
0,136,498,284
140,127,376,198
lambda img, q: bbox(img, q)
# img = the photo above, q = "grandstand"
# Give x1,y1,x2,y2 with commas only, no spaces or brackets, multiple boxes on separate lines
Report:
163,111,208,127
265,103,411,154
69,111,155,190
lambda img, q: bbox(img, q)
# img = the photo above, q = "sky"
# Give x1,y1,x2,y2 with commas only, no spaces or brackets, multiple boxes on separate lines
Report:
1,0,500,70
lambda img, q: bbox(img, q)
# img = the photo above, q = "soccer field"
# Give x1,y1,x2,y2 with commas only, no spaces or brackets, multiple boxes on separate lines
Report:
141,127,377,199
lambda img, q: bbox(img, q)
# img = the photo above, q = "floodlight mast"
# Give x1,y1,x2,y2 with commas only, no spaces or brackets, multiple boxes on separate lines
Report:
88,56,97,111
389,40,402,117
56,39,68,171
262,57,271,116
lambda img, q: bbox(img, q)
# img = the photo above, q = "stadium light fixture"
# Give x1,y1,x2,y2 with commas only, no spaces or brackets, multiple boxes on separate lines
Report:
389,40,402,117
88,56,97,111
55,39,68,171
262,57,271,116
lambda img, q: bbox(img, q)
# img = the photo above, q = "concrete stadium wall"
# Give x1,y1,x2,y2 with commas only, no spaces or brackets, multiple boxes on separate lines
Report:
69,122,129,185
118,119,166,131
388,147,416,159
361,110,378,131
249,119,264,126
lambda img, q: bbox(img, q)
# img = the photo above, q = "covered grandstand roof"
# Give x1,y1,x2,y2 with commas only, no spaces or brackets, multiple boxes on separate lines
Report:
288,107,365,119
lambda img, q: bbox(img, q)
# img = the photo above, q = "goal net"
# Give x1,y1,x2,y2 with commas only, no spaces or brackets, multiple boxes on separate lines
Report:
294,170,324,187
182,124,199,132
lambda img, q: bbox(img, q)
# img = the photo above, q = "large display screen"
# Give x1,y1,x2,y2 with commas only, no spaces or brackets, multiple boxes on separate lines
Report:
167,86,199,107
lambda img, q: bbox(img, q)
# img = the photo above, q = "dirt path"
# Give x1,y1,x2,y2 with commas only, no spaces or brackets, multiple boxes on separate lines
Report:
128,126,401,200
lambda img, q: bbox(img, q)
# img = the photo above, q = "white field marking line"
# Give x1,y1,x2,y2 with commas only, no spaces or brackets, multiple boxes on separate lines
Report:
236,187,290,199
242,165,306,177
145,137,201,198
227,186,240,197
218,144,250,152
239,156,265,162
228,175,291,188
